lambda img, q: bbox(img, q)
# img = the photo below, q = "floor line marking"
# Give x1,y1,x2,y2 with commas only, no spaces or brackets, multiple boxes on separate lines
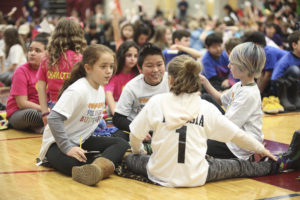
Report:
257,193,300,200
0,169,56,174
0,136,42,141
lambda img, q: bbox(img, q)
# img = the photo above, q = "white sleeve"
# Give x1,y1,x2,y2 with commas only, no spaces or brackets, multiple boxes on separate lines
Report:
220,86,234,109
8,45,23,65
129,99,153,154
52,88,82,119
115,85,134,116
224,91,258,128
231,130,265,154
129,99,152,140
205,104,240,142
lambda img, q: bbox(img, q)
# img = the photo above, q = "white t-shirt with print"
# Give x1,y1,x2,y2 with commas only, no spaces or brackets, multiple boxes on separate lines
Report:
130,93,241,187
39,78,105,160
221,82,264,160
115,72,169,121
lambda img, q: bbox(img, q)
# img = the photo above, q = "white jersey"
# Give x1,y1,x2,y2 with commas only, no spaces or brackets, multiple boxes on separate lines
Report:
39,78,105,161
221,82,264,159
115,72,169,121
130,93,242,187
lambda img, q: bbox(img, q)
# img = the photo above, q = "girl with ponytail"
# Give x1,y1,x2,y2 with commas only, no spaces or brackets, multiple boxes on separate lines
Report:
124,54,277,188
38,44,129,186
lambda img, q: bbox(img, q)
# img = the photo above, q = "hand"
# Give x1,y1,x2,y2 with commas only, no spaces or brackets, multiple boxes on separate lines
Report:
42,115,48,126
170,44,179,50
91,39,98,44
66,147,87,162
259,148,277,162
221,79,230,88
143,133,152,141
199,74,208,85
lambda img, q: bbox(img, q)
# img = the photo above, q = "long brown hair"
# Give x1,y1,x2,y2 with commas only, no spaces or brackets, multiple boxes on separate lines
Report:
168,55,202,95
58,44,117,99
47,17,86,69
4,27,26,58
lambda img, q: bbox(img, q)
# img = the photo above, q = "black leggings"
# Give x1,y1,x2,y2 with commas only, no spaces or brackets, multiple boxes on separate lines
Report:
206,139,237,159
46,135,129,176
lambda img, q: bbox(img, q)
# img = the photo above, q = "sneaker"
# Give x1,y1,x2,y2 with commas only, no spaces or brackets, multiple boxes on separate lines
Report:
275,130,300,172
269,96,284,112
262,97,278,114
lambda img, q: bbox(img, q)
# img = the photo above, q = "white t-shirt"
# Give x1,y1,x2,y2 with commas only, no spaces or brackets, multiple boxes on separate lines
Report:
4,44,27,70
221,82,264,159
130,93,241,187
115,73,169,121
39,78,105,161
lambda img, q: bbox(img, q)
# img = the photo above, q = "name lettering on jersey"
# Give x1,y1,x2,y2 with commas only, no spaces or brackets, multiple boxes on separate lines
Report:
187,115,204,127
79,102,105,124
47,71,71,80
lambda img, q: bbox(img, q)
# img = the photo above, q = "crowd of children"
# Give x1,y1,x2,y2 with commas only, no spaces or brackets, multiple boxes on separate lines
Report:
0,0,299,187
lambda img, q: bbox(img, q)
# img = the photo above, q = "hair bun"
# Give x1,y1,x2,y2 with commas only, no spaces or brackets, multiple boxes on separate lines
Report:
183,60,202,75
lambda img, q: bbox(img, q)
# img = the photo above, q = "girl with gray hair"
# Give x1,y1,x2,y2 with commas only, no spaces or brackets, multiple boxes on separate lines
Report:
201,42,266,160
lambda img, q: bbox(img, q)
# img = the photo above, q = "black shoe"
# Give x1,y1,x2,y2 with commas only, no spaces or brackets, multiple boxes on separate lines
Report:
275,130,300,172
272,79,296,111
287,77,300,109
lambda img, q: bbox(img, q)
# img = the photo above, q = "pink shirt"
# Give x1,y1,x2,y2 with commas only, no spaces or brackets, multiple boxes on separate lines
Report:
104,71,136,101
6,62,40,118
36,50,82,102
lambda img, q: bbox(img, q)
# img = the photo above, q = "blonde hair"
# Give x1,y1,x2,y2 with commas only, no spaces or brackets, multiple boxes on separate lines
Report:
47,17,87,69
168,55,202,95
229,42,265,78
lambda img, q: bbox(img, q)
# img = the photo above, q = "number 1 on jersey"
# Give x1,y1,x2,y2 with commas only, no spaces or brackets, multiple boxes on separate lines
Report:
176,126,187,163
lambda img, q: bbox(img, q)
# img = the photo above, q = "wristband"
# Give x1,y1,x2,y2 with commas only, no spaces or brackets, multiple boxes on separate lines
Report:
42,112,50,117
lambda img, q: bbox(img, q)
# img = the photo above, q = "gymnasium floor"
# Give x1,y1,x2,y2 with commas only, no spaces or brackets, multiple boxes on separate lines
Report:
0,112,300,200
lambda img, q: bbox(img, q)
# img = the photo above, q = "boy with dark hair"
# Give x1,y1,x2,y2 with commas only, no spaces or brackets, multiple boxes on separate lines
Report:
163,29,201,65
84,22,107,45
271,31,300,110
265,22,283,48
201,33,233,91
113,43,169,135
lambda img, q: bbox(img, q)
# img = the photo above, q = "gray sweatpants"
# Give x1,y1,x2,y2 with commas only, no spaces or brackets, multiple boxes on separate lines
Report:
8,109,44,133
125,154,272,184
0,71,13,86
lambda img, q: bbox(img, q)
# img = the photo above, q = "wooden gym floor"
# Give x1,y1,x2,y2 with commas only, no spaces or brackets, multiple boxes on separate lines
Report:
0,112,300,200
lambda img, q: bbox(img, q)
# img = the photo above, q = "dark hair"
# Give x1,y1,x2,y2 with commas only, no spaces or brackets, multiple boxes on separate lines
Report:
224,4,234,13
58,44,116,99
205,33,223,47
32,32,50,48
172,30,191,44
116,41,139,74
242,31,266,47
224,37,242,53
265,22,276,29
89,22,97,30
134,24,150,45
288,30,300,50
168,55,202,95
4,27,26,58
137,43,164,67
